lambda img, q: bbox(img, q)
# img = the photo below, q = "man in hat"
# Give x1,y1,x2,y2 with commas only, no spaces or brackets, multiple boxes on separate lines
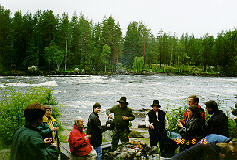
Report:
87,102,109,160
37,105,60,150
205,100,228,137
106,97,135,151
145,100,170,156
10,102,58,160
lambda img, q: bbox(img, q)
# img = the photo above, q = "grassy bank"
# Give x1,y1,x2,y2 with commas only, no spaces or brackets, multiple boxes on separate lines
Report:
0,64,228,77
0,86,61,148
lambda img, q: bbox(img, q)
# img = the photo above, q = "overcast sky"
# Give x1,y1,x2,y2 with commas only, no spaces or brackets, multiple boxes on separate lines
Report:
1,0,237,38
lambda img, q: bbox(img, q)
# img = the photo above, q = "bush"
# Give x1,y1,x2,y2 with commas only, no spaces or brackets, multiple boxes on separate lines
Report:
0,86,59,147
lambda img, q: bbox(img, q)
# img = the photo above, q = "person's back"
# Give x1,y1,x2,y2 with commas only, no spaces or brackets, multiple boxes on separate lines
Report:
10,125,57,160
207,110,228,137
10,103,58,160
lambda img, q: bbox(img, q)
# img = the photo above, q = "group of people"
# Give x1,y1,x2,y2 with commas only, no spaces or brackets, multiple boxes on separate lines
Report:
10,95,237,160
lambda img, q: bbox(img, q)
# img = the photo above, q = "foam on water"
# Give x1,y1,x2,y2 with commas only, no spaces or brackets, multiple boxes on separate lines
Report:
2,81,57,87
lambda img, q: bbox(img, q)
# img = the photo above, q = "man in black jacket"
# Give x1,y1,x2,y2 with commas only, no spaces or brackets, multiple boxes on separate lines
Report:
145,100,176,157
87,102,108,160
205,100,229,137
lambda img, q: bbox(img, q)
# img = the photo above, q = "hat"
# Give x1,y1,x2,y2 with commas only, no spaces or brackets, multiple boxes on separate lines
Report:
151,100,161,108
44,105,52,109
93,102,101,108
117,97,128,105
204,100,218,110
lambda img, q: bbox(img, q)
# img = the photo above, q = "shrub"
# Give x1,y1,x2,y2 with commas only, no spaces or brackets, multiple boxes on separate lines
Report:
0,86,60,147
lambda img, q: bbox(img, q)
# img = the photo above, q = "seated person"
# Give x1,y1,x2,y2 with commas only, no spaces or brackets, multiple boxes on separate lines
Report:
182,95,205,125
68,116,97,159
172,138,237,160
10,102,58,160
177,105,206,149
37,105,59,147
205,100,229,137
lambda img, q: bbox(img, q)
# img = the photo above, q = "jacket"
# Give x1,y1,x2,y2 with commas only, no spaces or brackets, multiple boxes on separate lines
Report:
207,110,228,137
10,124,58,160
68,124,92,157
179,115,206,142
106,104,135,129
147,109,166,133
87,112,107,147
37,115,58,143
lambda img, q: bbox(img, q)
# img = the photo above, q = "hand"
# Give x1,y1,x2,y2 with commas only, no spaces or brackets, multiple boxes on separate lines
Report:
51,142,57,147
108,114,113,119
84,135,90,141
122,116,128,120
177,121,183,128
149,123,154,130
44,138,52,144
51,127,58,132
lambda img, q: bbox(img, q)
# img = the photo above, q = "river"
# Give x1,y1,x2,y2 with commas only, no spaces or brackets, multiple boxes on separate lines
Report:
0,75,236,129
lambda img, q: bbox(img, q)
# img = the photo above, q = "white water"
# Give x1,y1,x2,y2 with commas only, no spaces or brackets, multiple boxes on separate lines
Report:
0,75,236,128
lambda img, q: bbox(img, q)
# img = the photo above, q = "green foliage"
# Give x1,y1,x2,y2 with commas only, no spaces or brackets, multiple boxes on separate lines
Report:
0,86,58,147
0,5,236,76
132,56,144,73
166,105,185,132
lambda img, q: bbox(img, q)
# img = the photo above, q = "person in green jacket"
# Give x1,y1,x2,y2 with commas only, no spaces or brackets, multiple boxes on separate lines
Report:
10,102,58,160
106,97,135,151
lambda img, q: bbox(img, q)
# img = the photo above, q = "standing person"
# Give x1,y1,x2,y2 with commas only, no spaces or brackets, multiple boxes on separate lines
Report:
106,97,135,151
205,100,229,137
10,102,58,160
87,102,108,160
145,100,170,156
182,95,205,125
38,105,60,150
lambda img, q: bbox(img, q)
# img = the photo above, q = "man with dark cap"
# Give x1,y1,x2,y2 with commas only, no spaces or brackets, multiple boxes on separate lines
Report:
106,97,135,151
205,100,229,137
10,102,58,160
87,102,108,160
145,100,173,157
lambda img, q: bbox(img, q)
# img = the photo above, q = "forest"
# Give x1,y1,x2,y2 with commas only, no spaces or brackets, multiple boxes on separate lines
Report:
0,5,237,76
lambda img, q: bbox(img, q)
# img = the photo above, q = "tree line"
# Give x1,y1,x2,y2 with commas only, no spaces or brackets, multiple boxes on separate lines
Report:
0,5,237,76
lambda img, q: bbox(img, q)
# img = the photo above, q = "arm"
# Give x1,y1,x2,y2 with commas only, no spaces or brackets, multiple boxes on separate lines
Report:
145,114,150,128
127,108,135,121
31,133,58,160
165,115,169,130
69,131,86,149
37,123,52,136
106,106,115,116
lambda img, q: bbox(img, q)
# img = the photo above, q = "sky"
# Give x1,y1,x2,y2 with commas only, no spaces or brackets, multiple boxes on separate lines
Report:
1,0,237,38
